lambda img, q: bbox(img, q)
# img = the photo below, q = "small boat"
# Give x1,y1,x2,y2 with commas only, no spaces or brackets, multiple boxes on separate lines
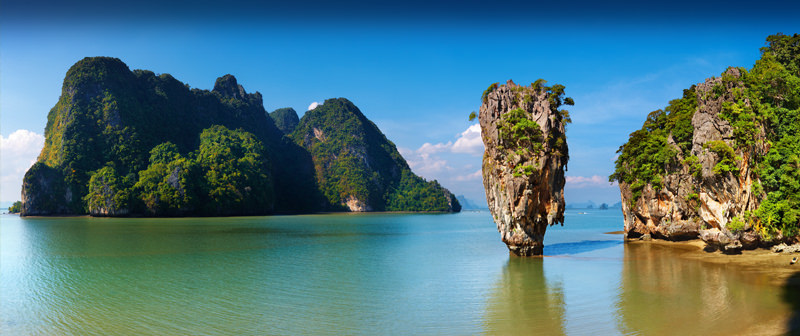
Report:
791,257,798,265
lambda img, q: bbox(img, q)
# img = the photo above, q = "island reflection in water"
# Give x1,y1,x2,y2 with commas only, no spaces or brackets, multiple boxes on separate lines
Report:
616,243,792,335
483,258,566,334
1,211,798,335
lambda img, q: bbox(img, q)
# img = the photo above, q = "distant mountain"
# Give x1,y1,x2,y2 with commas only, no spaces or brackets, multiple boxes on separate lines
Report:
456,195,486,210
567,200,596,209
567,200,622,209
21,57,459,216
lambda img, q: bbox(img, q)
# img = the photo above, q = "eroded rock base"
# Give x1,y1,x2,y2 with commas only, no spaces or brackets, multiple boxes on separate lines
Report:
507,244,544,256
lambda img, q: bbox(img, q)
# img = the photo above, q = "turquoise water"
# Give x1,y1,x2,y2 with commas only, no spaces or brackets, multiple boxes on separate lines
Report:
0,210,794,335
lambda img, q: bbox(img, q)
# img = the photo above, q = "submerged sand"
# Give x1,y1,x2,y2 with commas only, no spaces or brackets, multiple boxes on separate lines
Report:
625,238,800,285
624,238,800,335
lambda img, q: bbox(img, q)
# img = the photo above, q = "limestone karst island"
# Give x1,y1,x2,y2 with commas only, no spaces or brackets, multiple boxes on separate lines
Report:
479,80,571,256
475,33,800,258
610,33,800,253
20,57,460,217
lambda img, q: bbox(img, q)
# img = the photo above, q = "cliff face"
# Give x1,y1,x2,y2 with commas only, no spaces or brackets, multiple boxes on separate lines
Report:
21,163,75,215
479,80,570,256
292,98,460,212
617,69,765,250
613,33,800,251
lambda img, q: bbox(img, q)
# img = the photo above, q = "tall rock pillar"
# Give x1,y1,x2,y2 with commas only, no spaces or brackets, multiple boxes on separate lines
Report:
479,80,571,256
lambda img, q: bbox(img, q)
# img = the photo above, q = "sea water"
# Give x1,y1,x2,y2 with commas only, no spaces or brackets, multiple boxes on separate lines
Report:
1,210,795,335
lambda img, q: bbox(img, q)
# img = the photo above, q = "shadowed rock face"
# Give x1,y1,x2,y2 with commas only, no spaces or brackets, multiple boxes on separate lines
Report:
269,107,300,134
479,80,569,256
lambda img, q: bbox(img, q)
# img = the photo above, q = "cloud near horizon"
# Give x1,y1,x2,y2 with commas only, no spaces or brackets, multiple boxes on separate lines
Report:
454,169,481,182
451,124,482,155
400,123,483,176
308,102,320,110
1,129,44,202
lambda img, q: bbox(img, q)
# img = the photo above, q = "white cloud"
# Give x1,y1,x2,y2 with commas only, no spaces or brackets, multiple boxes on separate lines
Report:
406,154,450,175
1,130,45,202
401,143,453,176
418,141,452,155
454,169,482,182
451,123,483,155
400,124,486,179
308,102,320,110
565,175,617,189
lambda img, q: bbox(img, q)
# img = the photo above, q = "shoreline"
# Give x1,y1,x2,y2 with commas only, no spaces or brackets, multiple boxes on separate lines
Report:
625,238,800,286
9,210,464,220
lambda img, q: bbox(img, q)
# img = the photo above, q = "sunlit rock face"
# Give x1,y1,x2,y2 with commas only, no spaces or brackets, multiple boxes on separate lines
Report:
617,69,766,252
479,80,570,256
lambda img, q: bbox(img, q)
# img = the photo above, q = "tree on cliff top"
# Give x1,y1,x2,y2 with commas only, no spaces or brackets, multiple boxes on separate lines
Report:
610,33,800,238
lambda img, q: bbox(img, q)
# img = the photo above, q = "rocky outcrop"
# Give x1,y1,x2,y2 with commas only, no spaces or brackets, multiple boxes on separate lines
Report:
480,80,570,256
269,107,300,134
20,57,323,216
21,162,76,215
20,57,460,216
292,98,461,213
617,68,768,249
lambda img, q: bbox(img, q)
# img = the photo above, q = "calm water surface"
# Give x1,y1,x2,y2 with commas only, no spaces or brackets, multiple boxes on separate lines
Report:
1,210,796,335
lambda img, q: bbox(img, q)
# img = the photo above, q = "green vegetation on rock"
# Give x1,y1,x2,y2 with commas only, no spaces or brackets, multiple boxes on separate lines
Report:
609,88,697,203
291,98,459,212
704,140,740,175
21,57,458,216
269,107,300,134
8,201,22,213
493,81,572,178
386,170,460,212
134,142,200,215
611,33,800,238
499,108,544,155
84,166,131,216
195,126,273,215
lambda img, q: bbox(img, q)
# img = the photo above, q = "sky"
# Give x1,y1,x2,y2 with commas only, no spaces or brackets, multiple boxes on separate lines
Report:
2,0,799,206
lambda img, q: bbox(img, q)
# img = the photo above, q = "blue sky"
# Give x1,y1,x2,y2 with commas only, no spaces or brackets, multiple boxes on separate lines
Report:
2,0,799,205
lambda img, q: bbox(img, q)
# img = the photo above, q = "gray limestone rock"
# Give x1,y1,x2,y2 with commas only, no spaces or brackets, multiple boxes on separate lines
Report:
479,80,569,256
618,68,768,249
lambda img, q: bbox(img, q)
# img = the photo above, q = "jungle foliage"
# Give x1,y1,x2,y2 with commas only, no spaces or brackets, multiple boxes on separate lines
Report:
291,98,458,212
24,57,457,216
610,33,800,237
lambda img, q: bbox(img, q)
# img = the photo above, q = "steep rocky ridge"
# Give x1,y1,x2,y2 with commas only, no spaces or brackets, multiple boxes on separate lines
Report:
291,98,460,212
480,80,571,256
22,57,319,215
21,57,458,216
